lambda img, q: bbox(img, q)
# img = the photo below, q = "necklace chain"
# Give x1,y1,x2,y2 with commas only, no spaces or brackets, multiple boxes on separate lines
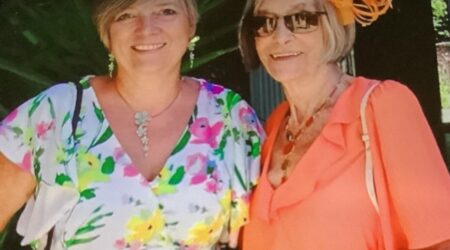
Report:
115,78,183,157
280,76,343,183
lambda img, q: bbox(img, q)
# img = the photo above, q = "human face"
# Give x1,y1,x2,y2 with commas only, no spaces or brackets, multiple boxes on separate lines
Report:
254,0,326,83
109,0,194,75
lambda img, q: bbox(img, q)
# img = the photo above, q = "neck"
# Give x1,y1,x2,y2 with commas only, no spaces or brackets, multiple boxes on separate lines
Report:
282,63,342,125
113,69,182,114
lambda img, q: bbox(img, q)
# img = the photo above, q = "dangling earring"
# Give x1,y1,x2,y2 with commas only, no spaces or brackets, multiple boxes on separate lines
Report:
108,53,115,77
188,36,200,69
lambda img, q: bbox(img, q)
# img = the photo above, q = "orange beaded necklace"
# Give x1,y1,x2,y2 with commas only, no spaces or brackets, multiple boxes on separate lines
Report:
280,83,340,183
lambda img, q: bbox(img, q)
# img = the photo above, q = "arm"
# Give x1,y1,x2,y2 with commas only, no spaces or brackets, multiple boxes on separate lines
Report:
0,152,36,231
369,81,450,248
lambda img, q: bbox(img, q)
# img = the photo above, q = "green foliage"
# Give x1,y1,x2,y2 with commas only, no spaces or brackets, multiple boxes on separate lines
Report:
439,68,450,109
431,0,450,41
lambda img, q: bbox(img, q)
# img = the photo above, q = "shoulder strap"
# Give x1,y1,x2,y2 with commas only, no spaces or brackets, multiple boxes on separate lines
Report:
71,81,83,138
360,82,380,214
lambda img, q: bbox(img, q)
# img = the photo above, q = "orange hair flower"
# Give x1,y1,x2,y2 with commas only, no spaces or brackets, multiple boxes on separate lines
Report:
328,0,393,26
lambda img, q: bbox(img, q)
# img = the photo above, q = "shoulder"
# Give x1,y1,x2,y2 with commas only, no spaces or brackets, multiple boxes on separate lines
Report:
265,102,288,134
196,78,243,103
368,79,422,114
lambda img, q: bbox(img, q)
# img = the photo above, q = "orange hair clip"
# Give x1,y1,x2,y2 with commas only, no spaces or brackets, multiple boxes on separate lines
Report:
328,0,393,26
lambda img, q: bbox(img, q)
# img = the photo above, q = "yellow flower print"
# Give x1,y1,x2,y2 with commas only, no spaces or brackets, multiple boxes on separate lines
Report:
152,168,176,195
230,198,249,234
23,127,33,146
125,209,165,244
77,149,109,191
186,213,226,246
220,190,232,210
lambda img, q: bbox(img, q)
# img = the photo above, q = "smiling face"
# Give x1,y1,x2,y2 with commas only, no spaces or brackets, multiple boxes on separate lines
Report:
254,0,326,83
108,0,194,75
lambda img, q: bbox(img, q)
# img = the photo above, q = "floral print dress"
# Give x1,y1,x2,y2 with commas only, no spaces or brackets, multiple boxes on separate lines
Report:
0,76,264,250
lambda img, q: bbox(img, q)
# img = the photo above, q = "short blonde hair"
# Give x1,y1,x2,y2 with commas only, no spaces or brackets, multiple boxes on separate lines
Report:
91,0,199,50
238,0,355,71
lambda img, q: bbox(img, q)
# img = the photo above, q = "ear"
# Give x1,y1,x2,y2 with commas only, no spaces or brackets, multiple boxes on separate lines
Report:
189,24,196,38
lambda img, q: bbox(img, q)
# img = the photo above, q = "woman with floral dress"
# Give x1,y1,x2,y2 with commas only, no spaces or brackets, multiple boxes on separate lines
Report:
0,0,263,249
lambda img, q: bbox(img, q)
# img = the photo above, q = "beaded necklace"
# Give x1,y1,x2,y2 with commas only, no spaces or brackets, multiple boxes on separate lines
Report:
280,83,339,183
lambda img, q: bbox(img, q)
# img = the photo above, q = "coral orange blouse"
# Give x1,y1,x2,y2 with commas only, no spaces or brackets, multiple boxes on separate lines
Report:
243,77,450,250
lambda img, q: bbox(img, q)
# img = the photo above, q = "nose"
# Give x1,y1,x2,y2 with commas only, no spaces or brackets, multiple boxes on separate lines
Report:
272,18,293,44
136,15,161,34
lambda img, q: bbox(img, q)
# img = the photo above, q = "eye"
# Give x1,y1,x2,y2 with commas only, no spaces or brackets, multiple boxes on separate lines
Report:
160,8,177,16
115,12,134,22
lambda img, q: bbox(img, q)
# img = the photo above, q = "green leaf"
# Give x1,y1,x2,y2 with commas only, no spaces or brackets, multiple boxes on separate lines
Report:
80,188,96,199
47,98,56,119
101,156,115,174
62,111,71,128
64,236,100,247
226,91,242,112
168,166,185,185
35,147,44,158
28,95,45,117
55,173,72,185
171,131,191,156
12,127,23,136
91,127,113,148
234,165,247,191
93,103,104,122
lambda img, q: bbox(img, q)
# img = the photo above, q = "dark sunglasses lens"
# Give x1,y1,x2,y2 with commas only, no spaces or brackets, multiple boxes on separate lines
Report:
251,16,276,37
285,12,321,33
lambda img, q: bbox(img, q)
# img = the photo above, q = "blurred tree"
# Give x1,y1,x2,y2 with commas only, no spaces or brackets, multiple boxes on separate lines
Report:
432,0,450,42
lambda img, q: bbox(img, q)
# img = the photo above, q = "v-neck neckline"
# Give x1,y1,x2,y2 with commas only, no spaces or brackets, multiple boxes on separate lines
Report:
83,76,204,183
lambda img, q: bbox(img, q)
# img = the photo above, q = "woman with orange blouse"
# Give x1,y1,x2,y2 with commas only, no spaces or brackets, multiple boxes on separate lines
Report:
238,0,450,249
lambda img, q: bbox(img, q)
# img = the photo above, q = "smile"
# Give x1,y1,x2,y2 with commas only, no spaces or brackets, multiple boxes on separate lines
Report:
270,52,302,59
132,43,166,51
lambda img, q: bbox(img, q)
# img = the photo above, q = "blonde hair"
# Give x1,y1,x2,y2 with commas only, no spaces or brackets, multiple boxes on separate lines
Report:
91,0,199,50
238,0,355,71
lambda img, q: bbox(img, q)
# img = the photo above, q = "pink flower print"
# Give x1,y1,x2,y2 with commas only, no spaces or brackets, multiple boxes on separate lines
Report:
36,120,55,139
3,109,18,123
186,153,208,185
204,83,225,95
205,179,219,193
114,239,125,250
21,151,32,172
123,164,139,177
113,147,125,161
205,169,221,193
239,107,264,135
189,118,223,148
130,241,142,250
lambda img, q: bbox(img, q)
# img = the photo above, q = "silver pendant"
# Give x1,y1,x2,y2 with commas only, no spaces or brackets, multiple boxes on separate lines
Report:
134,111,149,157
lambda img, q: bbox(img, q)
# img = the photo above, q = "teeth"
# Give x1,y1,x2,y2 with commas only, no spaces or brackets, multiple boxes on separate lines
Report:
134,43,165,51
271,52,301,59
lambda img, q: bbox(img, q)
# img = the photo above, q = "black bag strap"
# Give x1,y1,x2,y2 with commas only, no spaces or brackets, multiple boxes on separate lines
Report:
71,81,83,138
45,82,83,250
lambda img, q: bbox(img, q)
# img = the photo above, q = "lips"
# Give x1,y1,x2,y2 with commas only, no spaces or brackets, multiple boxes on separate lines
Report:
132,43,166,52
270,51,302,59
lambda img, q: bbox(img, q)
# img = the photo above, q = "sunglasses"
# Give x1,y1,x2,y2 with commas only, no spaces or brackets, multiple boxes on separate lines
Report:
247,11,327,37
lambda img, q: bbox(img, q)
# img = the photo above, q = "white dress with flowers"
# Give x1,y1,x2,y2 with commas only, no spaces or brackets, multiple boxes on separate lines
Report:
0,76,264,250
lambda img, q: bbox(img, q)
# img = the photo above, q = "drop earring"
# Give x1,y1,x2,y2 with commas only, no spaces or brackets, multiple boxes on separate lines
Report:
108,53,115,77
188,36,200,69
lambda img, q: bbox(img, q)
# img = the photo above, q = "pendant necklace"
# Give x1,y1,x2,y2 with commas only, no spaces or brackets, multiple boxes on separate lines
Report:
115,80,183,157
280,79,342,183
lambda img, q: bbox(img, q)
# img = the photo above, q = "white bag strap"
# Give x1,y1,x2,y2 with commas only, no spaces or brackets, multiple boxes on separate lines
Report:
360,82,380,214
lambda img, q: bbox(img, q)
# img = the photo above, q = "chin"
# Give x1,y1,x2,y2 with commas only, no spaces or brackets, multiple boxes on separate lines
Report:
265,67,304,84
